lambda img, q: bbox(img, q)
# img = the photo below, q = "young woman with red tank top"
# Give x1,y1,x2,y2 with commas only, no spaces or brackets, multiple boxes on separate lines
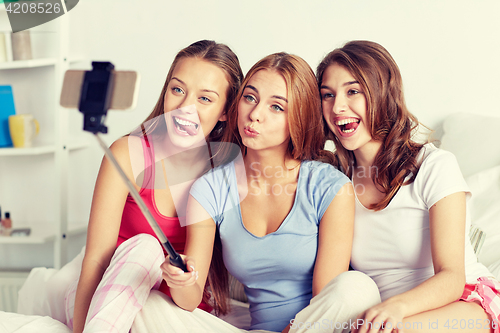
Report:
64,40,243,333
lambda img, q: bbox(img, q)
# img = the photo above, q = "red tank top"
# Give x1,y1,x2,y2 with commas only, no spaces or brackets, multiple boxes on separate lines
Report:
118,135,212,312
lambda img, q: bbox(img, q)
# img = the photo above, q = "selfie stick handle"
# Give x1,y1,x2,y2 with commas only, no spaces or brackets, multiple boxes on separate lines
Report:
94,131,188,272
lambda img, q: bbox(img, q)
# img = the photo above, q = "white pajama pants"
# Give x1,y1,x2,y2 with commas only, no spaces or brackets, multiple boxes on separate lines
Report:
65,233,381,333
65,234,165,333
131,270,381,333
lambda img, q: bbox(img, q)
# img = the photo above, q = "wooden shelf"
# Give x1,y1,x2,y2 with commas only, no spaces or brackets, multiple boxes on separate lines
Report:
0,57,84,70
0,221,87,244
0,139,89,156
0,58,57,70
69,57,84,64
0,143,56,156
1,15,85,270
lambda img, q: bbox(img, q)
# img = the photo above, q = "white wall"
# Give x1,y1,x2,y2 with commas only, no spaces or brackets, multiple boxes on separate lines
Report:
65,0,500,226
2,0,499,268
68,0,500,132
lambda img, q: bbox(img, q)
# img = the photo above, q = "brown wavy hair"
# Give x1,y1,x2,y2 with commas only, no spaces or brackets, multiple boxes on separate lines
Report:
222,52,334,164
316,40,427,210
139,40,243,143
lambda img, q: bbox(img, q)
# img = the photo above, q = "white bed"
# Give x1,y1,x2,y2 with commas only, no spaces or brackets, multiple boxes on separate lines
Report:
2,112,500,333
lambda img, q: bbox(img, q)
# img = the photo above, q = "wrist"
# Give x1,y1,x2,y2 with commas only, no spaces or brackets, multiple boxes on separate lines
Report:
385,296,409,318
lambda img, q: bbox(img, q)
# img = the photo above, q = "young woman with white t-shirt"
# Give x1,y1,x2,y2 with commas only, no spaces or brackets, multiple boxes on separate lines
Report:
317,40,500,333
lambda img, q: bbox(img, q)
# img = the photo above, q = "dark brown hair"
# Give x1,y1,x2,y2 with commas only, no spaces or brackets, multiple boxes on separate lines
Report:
140,40,243,142
317,40,426,210
223,52,334,163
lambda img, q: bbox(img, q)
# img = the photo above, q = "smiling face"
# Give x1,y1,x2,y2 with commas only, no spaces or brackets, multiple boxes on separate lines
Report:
163,57,229,149
237,69,290,153
320,63,377,154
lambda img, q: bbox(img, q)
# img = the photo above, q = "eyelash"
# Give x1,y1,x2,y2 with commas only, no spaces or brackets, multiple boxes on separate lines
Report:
172,87,184,94
244,95,284,113
244,95,256,103
322,93,335,100
172,87,212,103
271,104,284,112
322,89,361,100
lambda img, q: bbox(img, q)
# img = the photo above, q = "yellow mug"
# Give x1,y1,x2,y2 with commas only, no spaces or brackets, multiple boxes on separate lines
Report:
8,114,40,148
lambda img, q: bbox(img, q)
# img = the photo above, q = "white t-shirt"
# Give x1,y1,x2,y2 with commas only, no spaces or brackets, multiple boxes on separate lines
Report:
351,143,492,301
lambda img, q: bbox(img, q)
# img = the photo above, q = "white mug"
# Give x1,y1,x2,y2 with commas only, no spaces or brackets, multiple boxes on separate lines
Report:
8,114,40,148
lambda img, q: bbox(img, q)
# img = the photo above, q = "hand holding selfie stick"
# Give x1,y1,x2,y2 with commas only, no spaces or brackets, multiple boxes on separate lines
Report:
61,61,188,272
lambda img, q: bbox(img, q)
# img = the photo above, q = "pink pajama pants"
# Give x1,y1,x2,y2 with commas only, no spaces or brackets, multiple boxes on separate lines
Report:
65,234,165,333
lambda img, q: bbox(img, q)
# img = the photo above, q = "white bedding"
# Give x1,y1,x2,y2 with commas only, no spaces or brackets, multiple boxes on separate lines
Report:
0,311,71,333
0,297,251,333
0,302,253,333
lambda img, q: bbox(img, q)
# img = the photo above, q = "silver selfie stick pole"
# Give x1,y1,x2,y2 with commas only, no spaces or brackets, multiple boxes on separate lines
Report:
64,61,188,272
94,134,187,271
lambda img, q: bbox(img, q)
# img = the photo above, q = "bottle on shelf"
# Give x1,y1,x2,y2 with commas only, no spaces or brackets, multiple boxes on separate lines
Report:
1,211,12,236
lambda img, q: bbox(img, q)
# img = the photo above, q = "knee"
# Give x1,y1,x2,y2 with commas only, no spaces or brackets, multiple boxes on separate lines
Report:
115,233,165,267
318,271,381,310
134,233,162,251
123,233,161,251
332,271,379,298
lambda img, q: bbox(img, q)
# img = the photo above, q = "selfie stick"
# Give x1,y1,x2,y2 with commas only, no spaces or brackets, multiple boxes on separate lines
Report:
78,62,188,272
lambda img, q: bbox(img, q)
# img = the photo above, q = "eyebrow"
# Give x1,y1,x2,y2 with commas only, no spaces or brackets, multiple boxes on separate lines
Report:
320,80,360,90
171,77,220,97
245,84,288,103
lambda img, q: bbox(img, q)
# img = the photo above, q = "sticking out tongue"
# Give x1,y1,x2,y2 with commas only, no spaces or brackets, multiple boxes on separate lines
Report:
344,122,359,131
178,123,198,135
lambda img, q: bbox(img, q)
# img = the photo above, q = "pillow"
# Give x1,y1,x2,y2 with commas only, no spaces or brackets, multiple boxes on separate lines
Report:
488,259,500,281
465,165,500,267
440,113,500,178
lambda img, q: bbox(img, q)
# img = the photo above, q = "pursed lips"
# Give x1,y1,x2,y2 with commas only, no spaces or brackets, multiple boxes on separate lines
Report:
243,125,260,137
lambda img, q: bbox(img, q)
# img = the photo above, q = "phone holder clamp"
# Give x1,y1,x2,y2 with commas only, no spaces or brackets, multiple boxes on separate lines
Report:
79,61,115,134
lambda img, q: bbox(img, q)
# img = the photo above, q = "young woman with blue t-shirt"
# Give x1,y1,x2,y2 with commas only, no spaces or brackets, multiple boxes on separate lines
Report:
135,53,381,333
317,40,500,333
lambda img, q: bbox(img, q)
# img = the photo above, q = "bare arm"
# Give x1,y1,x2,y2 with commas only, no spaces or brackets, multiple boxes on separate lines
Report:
386,192,466,315
281,182,355,333
161,194,216,311
354,191,466,333
73,137,136,333
312,182,355,296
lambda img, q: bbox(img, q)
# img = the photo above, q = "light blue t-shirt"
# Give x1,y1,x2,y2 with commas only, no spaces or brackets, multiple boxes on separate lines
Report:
190,160,350,332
